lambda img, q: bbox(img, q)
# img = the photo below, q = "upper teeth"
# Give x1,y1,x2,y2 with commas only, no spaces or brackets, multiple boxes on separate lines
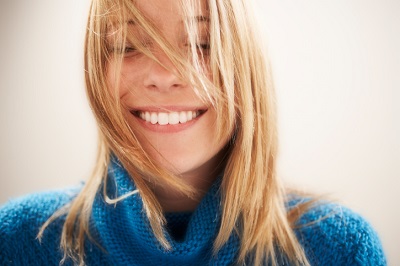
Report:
138,111,200,125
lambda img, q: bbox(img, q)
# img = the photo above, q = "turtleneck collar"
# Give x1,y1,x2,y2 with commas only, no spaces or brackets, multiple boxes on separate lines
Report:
90,157,240,265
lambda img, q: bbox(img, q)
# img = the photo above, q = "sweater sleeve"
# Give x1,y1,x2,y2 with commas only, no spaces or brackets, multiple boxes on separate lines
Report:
0,188,79,265
294,202,387,265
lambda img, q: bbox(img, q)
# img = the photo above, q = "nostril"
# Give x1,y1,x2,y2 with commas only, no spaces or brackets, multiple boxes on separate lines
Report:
143,59,185,91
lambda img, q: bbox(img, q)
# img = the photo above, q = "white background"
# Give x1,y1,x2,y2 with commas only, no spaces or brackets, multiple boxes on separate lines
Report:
0,0,398,264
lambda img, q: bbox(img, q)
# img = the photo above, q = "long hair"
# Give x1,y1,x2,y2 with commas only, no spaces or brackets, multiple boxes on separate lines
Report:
39,0,310,265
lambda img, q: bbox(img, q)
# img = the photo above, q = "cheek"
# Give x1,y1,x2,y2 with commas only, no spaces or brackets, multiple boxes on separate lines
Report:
105,63,120,98
106,60,141,100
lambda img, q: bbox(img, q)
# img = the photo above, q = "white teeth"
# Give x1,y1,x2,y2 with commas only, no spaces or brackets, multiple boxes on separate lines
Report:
139,111,200,125
150,112,158,124
145,111,151,121
179,112,187,123
158,113,169,125
169,112,180,125
187,111,193,120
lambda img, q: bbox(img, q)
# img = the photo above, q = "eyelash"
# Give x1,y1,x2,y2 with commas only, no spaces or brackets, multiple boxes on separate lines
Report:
185,43,210,55
110,42,210,56
123,46,137,53
196,43,210,51
108,46,137,56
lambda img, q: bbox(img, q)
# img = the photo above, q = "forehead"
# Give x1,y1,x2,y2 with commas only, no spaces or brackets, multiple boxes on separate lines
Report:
133,0,208,28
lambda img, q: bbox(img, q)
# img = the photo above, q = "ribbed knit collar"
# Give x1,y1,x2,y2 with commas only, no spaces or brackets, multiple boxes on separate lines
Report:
90,158,239,265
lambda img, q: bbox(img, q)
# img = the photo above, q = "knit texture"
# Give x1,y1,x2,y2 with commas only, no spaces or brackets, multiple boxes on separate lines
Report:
0,159,386,265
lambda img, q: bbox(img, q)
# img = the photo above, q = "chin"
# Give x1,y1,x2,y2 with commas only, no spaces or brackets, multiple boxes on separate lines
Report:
151,153,201,176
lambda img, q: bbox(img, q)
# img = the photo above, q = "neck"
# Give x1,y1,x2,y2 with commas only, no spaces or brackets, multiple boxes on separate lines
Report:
152,170,220,212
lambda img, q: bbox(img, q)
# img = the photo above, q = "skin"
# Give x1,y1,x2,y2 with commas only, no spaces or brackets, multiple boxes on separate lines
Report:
107,0,230,212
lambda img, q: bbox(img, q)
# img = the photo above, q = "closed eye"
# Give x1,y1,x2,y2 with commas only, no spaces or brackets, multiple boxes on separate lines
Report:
123,46,137,54
197,43,210,50
108,45,139,57
184,43,210,54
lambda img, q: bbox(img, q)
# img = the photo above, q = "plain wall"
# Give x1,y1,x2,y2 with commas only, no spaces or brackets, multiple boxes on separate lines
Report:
0,0,398,264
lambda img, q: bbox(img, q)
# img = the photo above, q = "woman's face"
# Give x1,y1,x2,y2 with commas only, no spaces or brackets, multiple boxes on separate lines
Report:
107,0,229,181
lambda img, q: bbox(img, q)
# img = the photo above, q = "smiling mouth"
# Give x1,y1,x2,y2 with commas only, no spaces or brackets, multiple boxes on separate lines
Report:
131,109,206,125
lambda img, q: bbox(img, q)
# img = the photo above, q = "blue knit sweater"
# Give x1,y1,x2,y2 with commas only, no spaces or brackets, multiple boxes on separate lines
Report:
0,160,386,265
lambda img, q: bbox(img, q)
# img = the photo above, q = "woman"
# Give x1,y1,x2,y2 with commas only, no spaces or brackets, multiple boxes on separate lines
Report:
0,0,386,265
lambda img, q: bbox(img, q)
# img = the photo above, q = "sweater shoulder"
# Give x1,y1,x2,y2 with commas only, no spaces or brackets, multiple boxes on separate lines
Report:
0,186,81,264
0,186,80,229
288,196,386,265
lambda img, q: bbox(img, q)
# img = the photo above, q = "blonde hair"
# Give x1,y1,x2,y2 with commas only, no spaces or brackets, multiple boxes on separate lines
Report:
39,0,311,265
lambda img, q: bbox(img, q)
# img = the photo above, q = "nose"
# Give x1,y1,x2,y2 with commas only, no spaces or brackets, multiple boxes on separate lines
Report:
143,51,185,92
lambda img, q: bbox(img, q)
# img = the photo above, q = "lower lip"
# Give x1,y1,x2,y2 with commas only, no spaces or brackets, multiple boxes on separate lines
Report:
133,112,204,133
